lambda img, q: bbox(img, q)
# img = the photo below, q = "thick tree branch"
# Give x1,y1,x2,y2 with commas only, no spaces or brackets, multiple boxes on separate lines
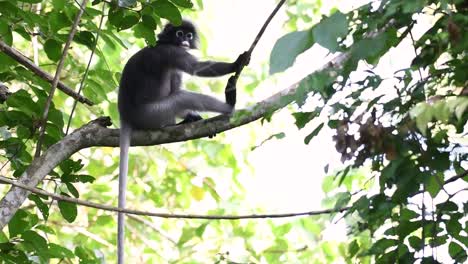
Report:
0,52,349,228
0,40,94,106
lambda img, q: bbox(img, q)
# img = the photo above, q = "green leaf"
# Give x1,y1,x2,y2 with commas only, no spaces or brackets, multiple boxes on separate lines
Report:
446,217,462,238
134,23,157,46
454,98,468,120
348,240,359,257
58,194,78,223
65,182,80,198
44,39,63,62
177,228,194,245
400,208,419,220
6,90,39,117
269,30,313,74
142,15,157,30
408,236,422,250
21,230,47,250
18,0,43,3
152,0,182,25
35,225,55,235
169,0,193,8
108,7,124,28
28,194,49,220
334,192,351,210
433,100,450,123
426,172,444,198
296,70,334,101
304,123,324,144
195,223,207,237
449,241,466,262
48,243,75,258
0,19,12,45
75,31,96,49
368,238,397,254
119,14,140,30
292,111,319,129
312,11,348,52
8,210,29,238
272,223,292,237
410,103,432,135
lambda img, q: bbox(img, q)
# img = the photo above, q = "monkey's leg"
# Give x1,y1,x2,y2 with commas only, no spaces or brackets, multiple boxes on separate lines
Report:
174,90,234,114
225,76,237,107
132,91,232,130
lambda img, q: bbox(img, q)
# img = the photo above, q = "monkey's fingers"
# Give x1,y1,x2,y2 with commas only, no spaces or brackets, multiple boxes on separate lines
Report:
225,76,237,107
234,51,251,72
239,51,251,67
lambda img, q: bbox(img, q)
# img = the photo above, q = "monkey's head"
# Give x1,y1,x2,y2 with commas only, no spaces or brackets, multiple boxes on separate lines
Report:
157,20,198,49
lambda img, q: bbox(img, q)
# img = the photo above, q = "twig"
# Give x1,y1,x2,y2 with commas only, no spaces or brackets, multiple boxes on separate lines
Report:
0,175,349,220
35,0,90,158
127,214,177,245
444,170,468,185
0,40,94,106
65,2,106,135
226,0,287,86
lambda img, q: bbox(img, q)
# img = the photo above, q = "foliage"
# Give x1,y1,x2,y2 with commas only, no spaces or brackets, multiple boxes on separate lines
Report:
0,0,466,263
271,0,468,263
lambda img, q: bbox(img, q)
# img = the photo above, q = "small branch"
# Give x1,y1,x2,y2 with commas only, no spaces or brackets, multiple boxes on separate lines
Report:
444,170,468,185
0,175,349,220
0,40,94,106
226,0,287,86
246,0,287,56
65,2,106,135
127,214,177,245
35,0,90,157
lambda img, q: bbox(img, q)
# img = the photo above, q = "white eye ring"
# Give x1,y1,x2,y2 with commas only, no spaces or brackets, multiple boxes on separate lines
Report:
176,30,184,37
186,32,193,40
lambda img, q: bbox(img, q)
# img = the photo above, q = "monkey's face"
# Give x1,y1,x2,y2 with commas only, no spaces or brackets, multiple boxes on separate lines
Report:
157,20,198,49
174,29,195,49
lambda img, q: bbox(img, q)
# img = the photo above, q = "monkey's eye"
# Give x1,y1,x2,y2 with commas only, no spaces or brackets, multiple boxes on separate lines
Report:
176,30,184,37
186,32,193,40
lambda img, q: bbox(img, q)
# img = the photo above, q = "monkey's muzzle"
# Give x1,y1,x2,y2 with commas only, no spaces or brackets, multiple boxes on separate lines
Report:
181,41,190,48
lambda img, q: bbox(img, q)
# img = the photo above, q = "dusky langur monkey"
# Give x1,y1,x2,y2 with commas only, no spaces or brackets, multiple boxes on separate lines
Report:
117,20,249,263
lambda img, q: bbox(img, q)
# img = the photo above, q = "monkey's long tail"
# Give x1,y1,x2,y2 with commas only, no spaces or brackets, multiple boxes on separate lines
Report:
118,122,132,264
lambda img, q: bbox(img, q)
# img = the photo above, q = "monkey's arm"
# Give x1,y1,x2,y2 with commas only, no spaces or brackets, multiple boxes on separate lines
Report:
174,50,250,77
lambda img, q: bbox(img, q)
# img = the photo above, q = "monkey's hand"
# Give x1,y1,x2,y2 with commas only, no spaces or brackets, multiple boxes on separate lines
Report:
233,51,250,72
225,76,237,107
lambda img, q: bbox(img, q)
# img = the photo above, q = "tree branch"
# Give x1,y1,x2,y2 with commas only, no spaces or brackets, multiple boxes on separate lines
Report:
0,175,349,220
0,52,349,229
0,40,94,106
444,170,468,185
35,0,90,157
226,0,287,89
